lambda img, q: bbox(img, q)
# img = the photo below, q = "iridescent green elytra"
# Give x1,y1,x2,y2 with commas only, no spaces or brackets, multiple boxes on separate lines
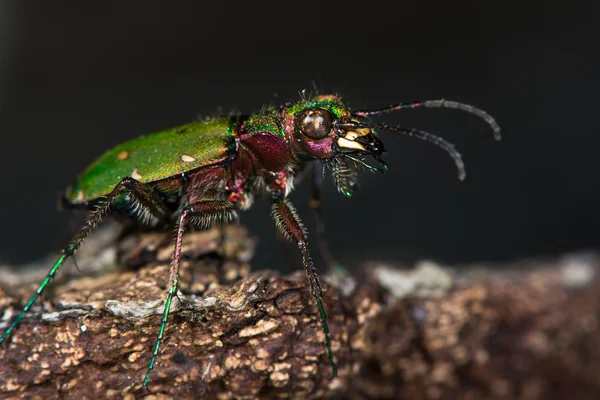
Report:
70,119,235,201
0,93,500,388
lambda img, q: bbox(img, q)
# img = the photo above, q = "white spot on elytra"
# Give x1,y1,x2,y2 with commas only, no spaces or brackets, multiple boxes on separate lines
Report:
131,168,143,180
181,154,196,163
76,190,85,201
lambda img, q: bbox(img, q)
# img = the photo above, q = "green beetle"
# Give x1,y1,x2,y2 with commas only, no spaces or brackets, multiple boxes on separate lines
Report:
0,94,500,386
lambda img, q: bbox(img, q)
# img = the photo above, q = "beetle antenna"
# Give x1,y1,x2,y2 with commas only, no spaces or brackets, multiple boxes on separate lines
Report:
380,123,466,181
352,99,501,141
340,121,466,180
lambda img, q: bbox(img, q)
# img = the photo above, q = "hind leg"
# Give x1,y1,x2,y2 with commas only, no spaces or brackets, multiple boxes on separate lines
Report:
0,177,169,344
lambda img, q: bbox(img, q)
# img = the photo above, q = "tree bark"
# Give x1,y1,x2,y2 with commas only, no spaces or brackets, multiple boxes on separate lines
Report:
1,224,599,399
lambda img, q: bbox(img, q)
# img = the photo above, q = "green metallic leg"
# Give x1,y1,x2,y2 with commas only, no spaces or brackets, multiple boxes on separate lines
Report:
271,196,337,377
143,200,237,388
310,163,349,278
0,177,169,346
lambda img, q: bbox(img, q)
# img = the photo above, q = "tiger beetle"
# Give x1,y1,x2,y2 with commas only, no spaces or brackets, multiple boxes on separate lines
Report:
0,93,500,387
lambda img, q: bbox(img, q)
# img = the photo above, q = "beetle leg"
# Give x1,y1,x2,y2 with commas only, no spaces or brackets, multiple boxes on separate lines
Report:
143,200,237,387
310,163,346,273
271,197,337,377
0,177,167,346
310,163,357,296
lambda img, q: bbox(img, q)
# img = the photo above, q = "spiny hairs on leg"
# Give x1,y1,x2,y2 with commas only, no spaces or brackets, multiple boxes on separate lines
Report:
271,197,307,239
189,202,238,229
270,199,318,293
271,198,337,376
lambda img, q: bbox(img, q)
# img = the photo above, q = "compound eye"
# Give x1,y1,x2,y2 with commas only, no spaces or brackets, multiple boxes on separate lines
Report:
295,108,334,139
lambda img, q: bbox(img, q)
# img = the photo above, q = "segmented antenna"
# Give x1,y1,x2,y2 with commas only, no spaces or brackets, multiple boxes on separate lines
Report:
377,123,466,181
353,99,501,141
339,121,466,180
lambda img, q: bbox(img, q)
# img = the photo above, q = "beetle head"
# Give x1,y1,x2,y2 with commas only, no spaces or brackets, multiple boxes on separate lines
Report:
282,93,501,196
283,94,385,163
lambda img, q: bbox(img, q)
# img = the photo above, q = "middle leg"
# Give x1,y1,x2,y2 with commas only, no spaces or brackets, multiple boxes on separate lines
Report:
143,200,238,387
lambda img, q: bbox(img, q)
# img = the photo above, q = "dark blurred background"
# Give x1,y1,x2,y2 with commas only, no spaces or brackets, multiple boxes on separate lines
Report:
0,2,597,272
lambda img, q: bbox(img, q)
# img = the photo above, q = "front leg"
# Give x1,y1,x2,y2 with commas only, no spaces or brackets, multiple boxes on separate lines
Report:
310,162,344,274
271,195,337,377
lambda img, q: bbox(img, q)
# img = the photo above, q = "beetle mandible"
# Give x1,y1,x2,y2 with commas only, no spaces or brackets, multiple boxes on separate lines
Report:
0,93,501,386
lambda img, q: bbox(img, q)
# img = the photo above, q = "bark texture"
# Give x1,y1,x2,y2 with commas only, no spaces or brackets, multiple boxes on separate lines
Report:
1,225,599,399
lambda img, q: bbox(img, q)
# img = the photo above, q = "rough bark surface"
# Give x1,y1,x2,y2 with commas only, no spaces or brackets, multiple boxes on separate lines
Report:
1,224,599,399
